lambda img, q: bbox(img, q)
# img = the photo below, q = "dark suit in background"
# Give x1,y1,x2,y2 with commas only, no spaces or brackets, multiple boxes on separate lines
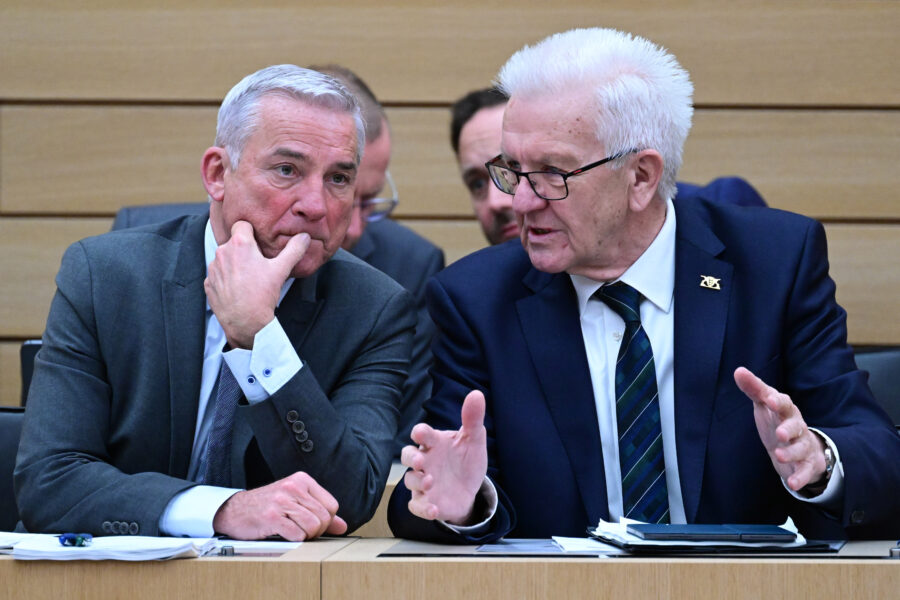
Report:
389,197,900,542
350,218,445,454
16,214,413,535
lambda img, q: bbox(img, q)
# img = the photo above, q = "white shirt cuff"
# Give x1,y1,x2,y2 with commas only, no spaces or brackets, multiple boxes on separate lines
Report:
223,317,303,404
158,485,242,537
440,477,499,533
784,428,844,505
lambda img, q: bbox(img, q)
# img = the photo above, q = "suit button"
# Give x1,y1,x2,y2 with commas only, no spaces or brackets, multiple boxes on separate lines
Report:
286,410,299,423
301,440,314,453
292,420,305,434
102,521,112,533
295,430,309,443
129,522,139,535
850,510,866,524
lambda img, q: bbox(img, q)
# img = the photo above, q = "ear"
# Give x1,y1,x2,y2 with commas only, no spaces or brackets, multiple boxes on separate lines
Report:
628,149,664,212
201,147,229,203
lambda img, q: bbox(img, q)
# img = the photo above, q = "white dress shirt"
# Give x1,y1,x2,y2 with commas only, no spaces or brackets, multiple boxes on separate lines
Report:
159,220,302,537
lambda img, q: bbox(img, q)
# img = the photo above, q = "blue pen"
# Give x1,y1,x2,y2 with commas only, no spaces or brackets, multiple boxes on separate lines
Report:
58,533,93,547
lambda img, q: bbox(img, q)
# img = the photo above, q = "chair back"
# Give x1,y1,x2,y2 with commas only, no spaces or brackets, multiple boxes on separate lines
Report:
0,407,25,531
855,347,900,428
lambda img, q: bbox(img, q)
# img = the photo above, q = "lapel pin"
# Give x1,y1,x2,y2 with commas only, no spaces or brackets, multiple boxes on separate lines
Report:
699,275,721,290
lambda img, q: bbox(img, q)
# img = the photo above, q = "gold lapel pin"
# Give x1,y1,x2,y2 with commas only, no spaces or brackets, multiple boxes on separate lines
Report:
700,275,721,290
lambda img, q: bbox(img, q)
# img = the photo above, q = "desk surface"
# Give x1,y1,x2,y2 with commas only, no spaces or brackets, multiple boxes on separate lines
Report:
0,537,352,600
323,538,900,600
2,537,897,600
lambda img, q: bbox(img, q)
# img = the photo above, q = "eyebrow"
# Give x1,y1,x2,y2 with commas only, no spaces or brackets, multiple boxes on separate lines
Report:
462,165,488,179
335,161,358,173
273,148,308,161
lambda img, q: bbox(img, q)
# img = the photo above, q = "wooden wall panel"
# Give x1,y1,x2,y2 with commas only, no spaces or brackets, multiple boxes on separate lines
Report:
0,218,111,338
4,106,898,221
826,224,900,346
0,342,22,407
0,106,215,215
1,2,897,105
683,110,900,219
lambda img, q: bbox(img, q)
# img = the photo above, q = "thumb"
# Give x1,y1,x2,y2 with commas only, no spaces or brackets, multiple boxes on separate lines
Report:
271,233,310,275
734,366,767,403
460,390,486,434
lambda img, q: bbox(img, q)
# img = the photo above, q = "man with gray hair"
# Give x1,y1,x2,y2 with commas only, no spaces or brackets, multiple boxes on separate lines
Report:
17,64,414,541
389,29,899,542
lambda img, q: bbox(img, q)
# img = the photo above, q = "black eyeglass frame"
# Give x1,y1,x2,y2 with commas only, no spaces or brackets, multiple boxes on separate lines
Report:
485,150,637,201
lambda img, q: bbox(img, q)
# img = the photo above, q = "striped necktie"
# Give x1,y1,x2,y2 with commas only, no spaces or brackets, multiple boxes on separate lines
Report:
201,361,242,487
594,282,669,523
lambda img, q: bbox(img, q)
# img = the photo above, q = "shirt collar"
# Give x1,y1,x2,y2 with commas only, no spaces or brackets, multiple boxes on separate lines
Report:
203,219,294,311
570,197,676,316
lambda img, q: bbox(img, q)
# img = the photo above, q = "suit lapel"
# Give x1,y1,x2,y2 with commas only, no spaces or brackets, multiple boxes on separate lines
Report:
162,216,208,478
517,269,609,523
672,201,733,522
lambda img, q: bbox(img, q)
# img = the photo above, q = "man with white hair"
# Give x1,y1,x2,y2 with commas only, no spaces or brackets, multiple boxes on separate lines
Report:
389,28,899,542
17,65,414,541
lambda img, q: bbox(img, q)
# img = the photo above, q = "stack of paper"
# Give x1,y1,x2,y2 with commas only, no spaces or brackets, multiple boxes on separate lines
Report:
6,534,217,561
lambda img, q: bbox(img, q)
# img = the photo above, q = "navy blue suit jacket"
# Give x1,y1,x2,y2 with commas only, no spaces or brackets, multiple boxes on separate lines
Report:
389,196,899,542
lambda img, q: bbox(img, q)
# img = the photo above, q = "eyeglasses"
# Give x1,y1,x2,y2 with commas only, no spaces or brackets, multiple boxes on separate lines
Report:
359,170,399,222
485,151,634,201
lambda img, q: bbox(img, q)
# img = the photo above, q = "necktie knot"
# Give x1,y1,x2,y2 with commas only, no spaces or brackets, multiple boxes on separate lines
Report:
594,282,643,324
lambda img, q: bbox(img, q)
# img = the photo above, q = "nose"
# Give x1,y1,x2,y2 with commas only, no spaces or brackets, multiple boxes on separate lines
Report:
486,184,514,215
292,180,329,222
510,177,546,215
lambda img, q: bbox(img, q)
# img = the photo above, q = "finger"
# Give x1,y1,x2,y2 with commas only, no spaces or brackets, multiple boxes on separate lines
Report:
735,367,793,417
402,447,426,472
400,445,416,469
774,434,817,465
271,232,311,275
285,504,328,540
404,469,426,493
410,423,438,449
734,367,771,404
775,416,805,444
786,462,816,491
273,515,308,542
325,515,348,535
301,477,341,518
407,497,439,521
460,390,486,434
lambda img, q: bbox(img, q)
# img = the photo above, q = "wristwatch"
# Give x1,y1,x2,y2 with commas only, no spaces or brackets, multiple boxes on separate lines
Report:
822,446,835,481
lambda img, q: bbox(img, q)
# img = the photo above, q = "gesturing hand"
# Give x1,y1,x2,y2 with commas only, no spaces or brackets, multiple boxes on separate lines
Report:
205,221,310,349
734,367,828,491
212,471,347,541
401,390,488,525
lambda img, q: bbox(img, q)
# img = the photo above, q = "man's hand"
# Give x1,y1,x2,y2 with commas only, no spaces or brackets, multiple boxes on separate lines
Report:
212,472,347,541
734,367,827,491
401,390,488,525
205,221,310,349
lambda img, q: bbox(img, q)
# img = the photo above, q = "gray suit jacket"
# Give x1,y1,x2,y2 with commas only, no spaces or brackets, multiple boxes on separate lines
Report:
15,215,414,536
350,219,445,455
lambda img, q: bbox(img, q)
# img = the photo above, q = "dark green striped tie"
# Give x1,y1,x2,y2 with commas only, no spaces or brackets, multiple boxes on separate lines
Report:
595,283,669,523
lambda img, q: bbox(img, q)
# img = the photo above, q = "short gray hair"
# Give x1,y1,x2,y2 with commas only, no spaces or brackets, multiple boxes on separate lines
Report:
215,64,366,167
496,28,693,201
